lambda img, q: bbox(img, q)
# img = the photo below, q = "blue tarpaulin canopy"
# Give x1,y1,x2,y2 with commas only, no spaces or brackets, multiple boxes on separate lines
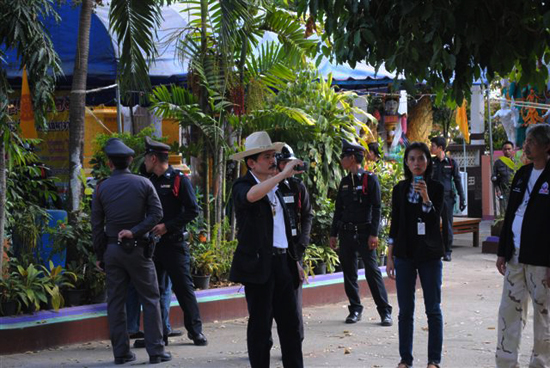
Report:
3,2,191,89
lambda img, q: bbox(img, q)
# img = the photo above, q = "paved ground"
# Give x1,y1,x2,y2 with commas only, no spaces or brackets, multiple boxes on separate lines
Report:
1,221,537,367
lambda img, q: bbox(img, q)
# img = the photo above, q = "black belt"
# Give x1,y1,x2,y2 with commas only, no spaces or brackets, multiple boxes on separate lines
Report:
107,237,148,247
272,247,287,256
340,222,370,232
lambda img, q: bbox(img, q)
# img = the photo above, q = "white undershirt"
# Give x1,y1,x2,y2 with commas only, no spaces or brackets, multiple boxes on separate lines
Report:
250,172,288,249
511,168,543,263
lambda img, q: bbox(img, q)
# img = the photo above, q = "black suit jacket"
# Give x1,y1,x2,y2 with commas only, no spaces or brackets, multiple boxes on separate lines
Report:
389,178,445,260
498,160,550,266
229,171,299,287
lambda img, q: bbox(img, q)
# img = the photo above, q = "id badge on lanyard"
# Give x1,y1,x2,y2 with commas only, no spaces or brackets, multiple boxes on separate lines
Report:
417,218,426,235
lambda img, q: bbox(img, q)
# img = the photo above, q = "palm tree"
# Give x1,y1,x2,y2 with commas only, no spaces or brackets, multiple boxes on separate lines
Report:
68,0,168,215
150,0,317,236
68,0,94,215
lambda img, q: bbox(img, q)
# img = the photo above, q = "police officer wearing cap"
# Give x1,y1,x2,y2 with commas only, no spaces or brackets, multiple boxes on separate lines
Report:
275,144,313,341
140,136,207,347
329,139,393,326
430,137,466,262
91,138,171,365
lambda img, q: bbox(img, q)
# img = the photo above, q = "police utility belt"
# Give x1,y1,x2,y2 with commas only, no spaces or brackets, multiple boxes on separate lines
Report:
161,231,190,243
108,236,155,258
340,222,370,233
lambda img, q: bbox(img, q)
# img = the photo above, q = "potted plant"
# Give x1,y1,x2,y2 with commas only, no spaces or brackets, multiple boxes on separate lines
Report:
41,261,76,311
63,261,87,306
304,244,339,276
304,244,322,276
190,243,220,290
0,277,23,316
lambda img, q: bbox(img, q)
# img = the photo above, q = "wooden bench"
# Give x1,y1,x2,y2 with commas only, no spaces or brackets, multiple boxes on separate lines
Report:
441,217,482,247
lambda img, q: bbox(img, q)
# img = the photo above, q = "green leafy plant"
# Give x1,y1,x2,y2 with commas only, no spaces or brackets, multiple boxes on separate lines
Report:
89,126,165,180
41,261,76,311
0,276,23,310
304,244,340,276
309,196,335,248
190,243,220,277
11,263,48,312
64,261,87,290
374,153,404,259
249,67,374,200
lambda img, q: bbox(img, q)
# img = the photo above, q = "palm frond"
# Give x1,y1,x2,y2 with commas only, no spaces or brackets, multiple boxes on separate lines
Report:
150,85,225,149
109,0,163,96
262,8,317,66
246,105,314,133
246,41,296,92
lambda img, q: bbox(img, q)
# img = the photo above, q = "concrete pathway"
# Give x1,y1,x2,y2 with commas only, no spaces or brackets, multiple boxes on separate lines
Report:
1,221,536,367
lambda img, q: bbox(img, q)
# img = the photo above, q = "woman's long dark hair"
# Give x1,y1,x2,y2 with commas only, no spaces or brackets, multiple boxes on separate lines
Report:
403,142,433,181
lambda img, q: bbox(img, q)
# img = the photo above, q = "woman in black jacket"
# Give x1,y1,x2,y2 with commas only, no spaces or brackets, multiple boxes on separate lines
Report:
386,142,445,368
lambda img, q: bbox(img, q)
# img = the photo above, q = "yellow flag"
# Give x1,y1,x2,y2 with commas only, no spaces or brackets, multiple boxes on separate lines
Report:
20,65,38,139
456,100,469,143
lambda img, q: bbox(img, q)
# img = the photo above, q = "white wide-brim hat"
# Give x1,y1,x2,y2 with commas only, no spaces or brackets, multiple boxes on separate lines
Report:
230,131,285,160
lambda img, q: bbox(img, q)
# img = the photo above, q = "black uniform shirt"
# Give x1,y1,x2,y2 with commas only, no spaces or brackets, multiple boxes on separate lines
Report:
148,166,199,235
278,177,313,259
330,169,381,237
431,155,465,201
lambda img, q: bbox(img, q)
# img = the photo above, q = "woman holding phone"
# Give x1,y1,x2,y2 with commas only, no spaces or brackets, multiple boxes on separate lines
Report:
386,142,445,368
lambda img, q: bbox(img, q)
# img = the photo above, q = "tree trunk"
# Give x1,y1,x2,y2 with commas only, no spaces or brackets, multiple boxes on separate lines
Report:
215,144,223,241
199,0,211,239
407,96,433,143
0,139,6,279
68,0,93,216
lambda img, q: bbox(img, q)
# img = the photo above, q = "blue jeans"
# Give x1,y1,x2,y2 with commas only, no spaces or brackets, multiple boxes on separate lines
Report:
160,275,173,335
394,257,443,366
126,278,173,335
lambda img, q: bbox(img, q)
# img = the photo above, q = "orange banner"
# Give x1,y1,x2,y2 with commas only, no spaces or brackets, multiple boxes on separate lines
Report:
19,66,38,139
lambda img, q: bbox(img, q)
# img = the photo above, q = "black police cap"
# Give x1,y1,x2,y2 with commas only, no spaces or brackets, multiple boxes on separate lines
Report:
367,142,381,158
145,136,170,154
342,139,365,154
104,138,135,157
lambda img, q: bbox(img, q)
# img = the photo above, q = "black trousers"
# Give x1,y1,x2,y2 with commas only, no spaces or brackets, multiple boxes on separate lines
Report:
104,243,164,358
338,231,392,317
154,241,203,337
295,278,304,341
244,253,303,368
441,194,455,255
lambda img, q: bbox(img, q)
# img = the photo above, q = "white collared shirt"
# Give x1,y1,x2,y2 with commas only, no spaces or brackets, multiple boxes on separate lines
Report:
511,168,543,263
250,172,288,249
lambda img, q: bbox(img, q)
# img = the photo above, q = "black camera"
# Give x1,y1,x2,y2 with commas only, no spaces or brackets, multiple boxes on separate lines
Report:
295,162,309,172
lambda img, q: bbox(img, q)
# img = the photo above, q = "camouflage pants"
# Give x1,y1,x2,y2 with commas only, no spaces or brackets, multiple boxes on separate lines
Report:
495,262,550,368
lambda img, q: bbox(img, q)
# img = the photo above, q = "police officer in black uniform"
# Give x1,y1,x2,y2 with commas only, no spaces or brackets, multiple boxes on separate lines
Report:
91,138,171,365
329,139,393,326
276,144,313,341
430,137,466,262
139,136,208,347
491,140,516,215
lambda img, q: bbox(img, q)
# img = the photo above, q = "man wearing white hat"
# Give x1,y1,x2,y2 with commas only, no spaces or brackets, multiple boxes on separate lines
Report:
229,131,305,368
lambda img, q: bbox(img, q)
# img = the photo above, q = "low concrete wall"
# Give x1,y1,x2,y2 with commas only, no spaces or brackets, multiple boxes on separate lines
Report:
0,268,395,355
